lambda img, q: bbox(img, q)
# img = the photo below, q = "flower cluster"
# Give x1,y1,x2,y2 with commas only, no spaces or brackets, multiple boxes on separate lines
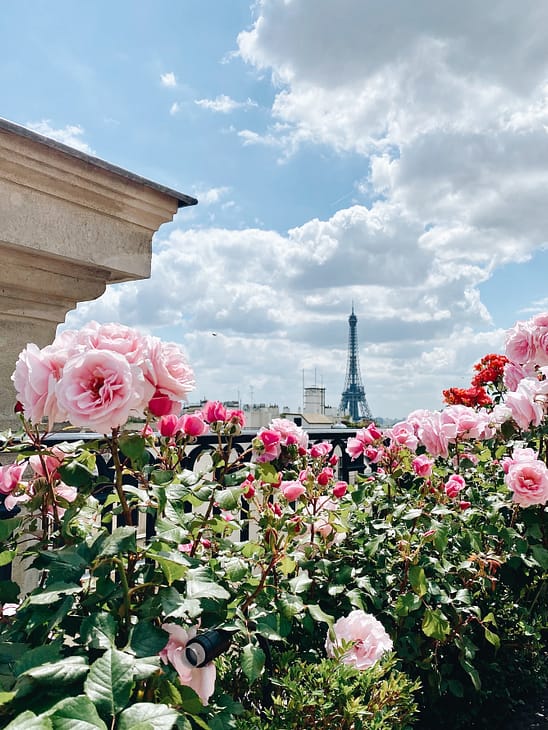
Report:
471,353,509,387
12,321,195,433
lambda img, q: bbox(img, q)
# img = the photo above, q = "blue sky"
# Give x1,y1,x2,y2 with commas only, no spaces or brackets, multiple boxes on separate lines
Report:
3,0,548,418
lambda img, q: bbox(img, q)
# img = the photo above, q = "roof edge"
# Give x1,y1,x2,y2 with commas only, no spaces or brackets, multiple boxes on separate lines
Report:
0,117,198,209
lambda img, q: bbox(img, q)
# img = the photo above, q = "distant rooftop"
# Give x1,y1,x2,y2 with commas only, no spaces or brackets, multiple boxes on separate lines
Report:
0,117,198,209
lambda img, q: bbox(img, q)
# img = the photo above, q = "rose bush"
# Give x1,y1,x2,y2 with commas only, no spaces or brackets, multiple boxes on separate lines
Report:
0,313,546,730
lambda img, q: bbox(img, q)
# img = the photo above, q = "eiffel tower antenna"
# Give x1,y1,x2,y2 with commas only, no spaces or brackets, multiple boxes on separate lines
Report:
339,306,373,422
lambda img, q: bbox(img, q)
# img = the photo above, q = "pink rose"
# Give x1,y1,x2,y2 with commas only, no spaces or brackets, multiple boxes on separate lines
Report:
11,343,67,425
444,474,466,498
388,422,418,451
505,320,537,365
0,463,26,495
412,454,434,478
281,481,306,500
252,428,282,463
346,436,366,460
75,322,146,366
459,501,471,510
142,336,195,403
505,460,548,507
148,390,179,417
159,624,216,705
158,414,182,438
503,361,530,392
501,446,538,473
269,418,309,450
55,349,145,434
505,378,547,430
332,481,348,498
325,610,393,670
317,467,334,486
202,401,227,423
310,442,332,458
29,446,65,480
415,411,453,458
179,413,209,437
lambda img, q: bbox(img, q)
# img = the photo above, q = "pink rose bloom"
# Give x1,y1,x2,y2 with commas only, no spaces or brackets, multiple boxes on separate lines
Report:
329,454,339,466
412,454,434,478
202,401,227,423
179,413,209,437
52,483,77,517
346,436,366,460
505,378,546,430
226,409,246,433
158,414,182,438
309,442,333,458
533,322,548,366
501,446,538,474
388,421,418,451
346,424,383,460
503,361,530,392
440,405,493,441
142,336,195,403
505,460,548,507
55,349,146,434
281,481,306,501
406,409,433,434
74,322,146,366
11,343,68,425
364,445,382,463
29,446,65,480
444,474,466,498
332,481,348,498
269,418,309,450
159,624,216,705
252,428,282,463
505,320,537,365
148,390,179,417
416,411,453,458
325,610,393,670
0,463,26,495
317,467,334,486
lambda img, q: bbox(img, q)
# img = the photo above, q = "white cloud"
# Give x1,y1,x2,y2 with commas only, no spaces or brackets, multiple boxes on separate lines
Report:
191,186,231,206
169,102,181,115
194,94,257,113
26,120,94,154
160,71,177,88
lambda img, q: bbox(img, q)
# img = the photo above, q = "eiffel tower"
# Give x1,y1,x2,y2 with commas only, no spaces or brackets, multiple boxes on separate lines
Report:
339,305,373,422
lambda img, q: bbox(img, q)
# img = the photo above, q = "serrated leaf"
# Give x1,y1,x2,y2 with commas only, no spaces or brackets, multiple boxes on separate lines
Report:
241,644,265,684
47,695,107,729
289,571,312,594
422,608,451,640
117,702,178,730
132,657,161,681
4,710,52,729
80,612,117,650
186,568,230,601
394,592,422,616
118,434,148,470
84,649,134,719
21,656,89,684
27,583,82,606
95,527,137,558
216,487,241,511
307,604,334,626
14,643,62,676
409,566,427,597
0,515,22,541
130,622,168,658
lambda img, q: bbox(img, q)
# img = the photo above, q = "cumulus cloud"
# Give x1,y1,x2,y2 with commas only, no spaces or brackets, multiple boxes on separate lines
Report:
169,102,181,115
58,1,548,418
195,94,257,113
26,120,95,154
160,71,177,87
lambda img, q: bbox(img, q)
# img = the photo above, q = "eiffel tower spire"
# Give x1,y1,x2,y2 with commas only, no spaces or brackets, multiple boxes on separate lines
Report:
339,305,373,421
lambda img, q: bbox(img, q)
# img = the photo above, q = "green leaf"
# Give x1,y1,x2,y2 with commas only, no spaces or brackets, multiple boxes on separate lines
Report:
47,695,107,729
132,657,161,681
95,527,137,558
216,487,242,511
14,643,62,676
152,551,189,586
58,452,96,488
0,515,22,541
0,580,19,603
150,469,174,486
409,566,427,597
422,608,451,640
27,583,82,606
241,644,265,684
84,649,134,719
4,710,52,729
130,622,168,658
80,612,117,650
186,567,230,601
117,702,178,730
484,627,500,650
21,657,89,684
530,544,548,569
394,592,422,616
0,549,16,566
289,571,312,594
402,508,423,520
459,657,481,690
118,434,148,469
255,462,279,484
307,604,334,626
